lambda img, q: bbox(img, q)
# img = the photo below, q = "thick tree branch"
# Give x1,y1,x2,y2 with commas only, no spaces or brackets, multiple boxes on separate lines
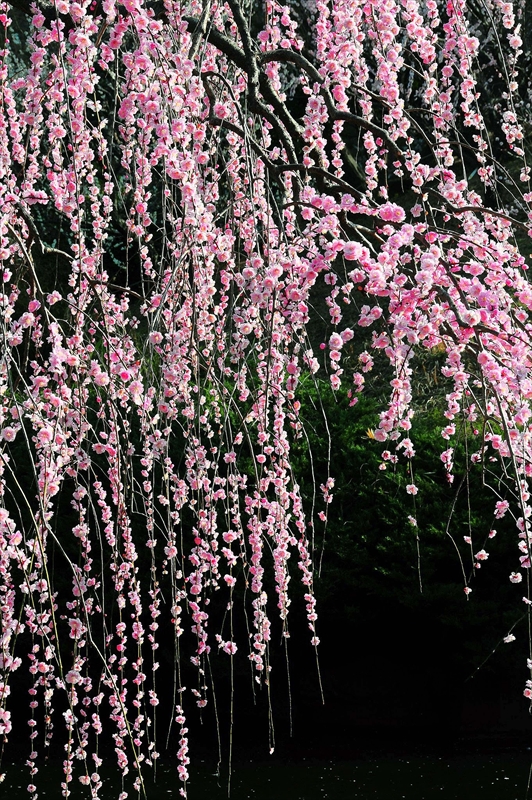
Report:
259,49,324,86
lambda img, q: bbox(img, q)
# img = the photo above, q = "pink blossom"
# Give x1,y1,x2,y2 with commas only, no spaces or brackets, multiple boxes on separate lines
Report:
495,500,510,518
68,618,85,640
343,241,364,261
213,102,228,119
329,332,343,350
94,371,109,387
37,427,53,446
1,427,17,442
46,290,62,306
379,203,405,222
0,710,11,735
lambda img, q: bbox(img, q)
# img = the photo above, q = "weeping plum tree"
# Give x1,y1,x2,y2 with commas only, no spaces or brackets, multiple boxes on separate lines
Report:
1,0,532,794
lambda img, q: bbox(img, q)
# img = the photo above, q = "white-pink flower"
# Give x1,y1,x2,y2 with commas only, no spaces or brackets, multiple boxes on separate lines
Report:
329,332,343,350
379,202,405,222
65,670,81,685
37,427,54,446
0,709,11,735
343,241,364,261
1,427,17,442
68,618,85,640
93,371,109,387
